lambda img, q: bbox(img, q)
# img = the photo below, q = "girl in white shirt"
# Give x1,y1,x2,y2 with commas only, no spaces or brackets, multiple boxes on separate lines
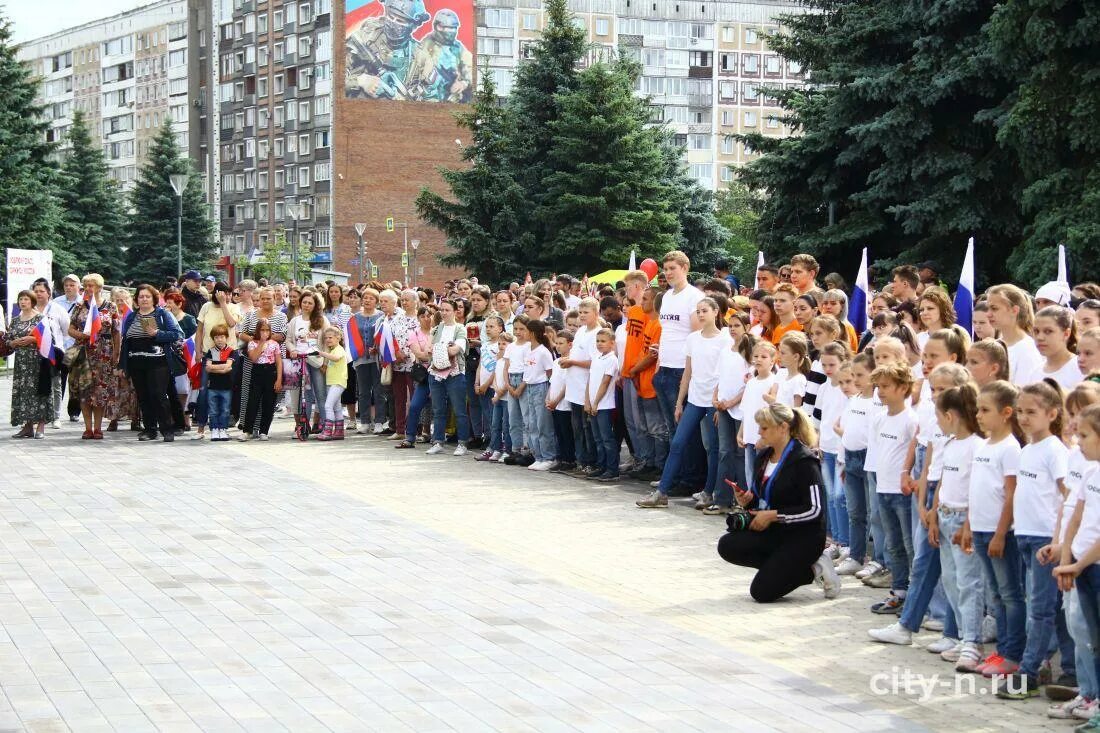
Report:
546,331,576,470
501,317,532,465
1034,306,1084,390
816,342,851,555
836,351,877,575
768,332,811,409
474,316,506,461
929,384,986,672
1078,327,1100,378
711,316,753,511
986,284,1043,386
736,339,779,493
520,320,558,471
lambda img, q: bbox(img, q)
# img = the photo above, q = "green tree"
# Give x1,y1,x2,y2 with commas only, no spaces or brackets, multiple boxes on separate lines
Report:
245,228,313,283
540,60,681,273
714,181,762,284
126,121,216,283
415,66,531,285
57,110,127,280
658,134,730,270
0,14,69,277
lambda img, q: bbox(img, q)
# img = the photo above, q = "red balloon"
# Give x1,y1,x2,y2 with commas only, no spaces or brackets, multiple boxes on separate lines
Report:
639,258,659,281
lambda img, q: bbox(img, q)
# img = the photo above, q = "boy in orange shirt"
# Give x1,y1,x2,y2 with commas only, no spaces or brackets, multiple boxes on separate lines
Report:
770,283,804,345
623,280,666,481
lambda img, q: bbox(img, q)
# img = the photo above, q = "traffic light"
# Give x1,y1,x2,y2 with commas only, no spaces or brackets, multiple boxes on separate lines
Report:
385,217,394,232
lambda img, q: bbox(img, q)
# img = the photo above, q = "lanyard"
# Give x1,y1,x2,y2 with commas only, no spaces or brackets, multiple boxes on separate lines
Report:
761,439,796,509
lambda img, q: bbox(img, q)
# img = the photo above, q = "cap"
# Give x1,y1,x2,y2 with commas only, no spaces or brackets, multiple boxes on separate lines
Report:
1035,281,1071,307
62,273,80,284
203,275,216,283
183,270,202,281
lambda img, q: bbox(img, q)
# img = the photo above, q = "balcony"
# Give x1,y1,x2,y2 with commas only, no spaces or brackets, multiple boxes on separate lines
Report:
687,93,712,107
688,66,713,79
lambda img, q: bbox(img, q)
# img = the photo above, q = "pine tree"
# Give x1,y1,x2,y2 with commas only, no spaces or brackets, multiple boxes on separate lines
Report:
126,121,216,283
541,60,681,273
0,14,69,277
57,110,127,280
415,67,532,286
658,133,730,270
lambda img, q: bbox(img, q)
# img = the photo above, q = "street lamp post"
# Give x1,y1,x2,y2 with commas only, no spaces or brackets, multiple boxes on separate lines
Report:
287,202,302,283
354,222,367,284
169,173,189,278
410,238,420,287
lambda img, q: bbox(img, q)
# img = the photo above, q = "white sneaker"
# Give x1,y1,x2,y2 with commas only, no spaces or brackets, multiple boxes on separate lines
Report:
258,434,269,441
981,614,997,644
237,433,253,442
926,636,959,655
651,480,662,488
855,560,883,580
49,420,60,429
426,443,443,455
489,451,502,462
453,445,468,457
692,490,707,502
823,544,840,561
497,452,510,463
1073,699,1099,720
812,552,842,599
373,424,385,435
528,461,551,471
217,429,229,441
1050,695,1091,720
837,546,850,561
955,642,984,673
542,460,558,471
868,622,913,645
835,558,863,576
357,423,371,434
940,641,965,662
922,616,945,632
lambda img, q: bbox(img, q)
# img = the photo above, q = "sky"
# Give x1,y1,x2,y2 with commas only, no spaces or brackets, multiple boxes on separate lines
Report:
5,0,145,44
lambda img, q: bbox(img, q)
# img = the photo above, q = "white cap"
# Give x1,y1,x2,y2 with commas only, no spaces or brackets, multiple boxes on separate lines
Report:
62,273,80,284
1035,281,1071,307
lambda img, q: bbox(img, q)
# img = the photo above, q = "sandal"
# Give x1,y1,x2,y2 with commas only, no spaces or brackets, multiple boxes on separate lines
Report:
11,427,33,439
92,430,104,440
81,429,94,440
394,440,415,449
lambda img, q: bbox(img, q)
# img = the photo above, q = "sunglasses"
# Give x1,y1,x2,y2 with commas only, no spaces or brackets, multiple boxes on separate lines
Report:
231,291,240,297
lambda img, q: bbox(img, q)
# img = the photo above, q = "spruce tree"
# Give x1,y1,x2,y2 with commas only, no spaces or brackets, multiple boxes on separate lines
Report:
126,121,216,283
0,14,69,277
58,110,127,280
658,133,729,270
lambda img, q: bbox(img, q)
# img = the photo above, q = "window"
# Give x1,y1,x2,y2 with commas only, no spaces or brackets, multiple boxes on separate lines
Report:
258,77,268,97
103,36,133,57
169,49,187,68
315,194,331,215
258,108,269,128
287,134,297,154
258,171,268,190
766,115,780,129
169,77,188,96
314,129,330,148
245,14,255,34
314,96,330,115
721,136,735,154
221,23,234,41
300,2,313,23
314,230,331,248
258,12,268,33
258,139,269,159
743,83,758,101
299,133,311,154
234,112,244,130
765,55,781,74
314,161,331,181
665,106,688,124
298,36,311,57
743,110,757,126
743,54,759,73
745,27,758,44
258,202,269,222
274,74,285,94
275,105,285,126
258,46,269,66
275,201,285,220
300,66,313,89
274,10,284,29
482,38,513,56
721,109,734,126
314,62,331,81
316,31,332,61
689,51,711,67
274,137,285,157
222,174,234,191
286,166,296,183
299,166,310,187
484,8,514,28
720,52,736,72
170,104,187,123
275,169,285,188
595,18,609,36
721,26,735,43
688,134,708,150
286,101,296,121
522,13,536,30
299,101,311,121
789,60,803,75
690,163,713,182
721,166,734,182
274,42,285,62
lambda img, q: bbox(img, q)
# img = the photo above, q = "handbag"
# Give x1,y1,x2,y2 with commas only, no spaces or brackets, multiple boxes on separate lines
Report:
167,341,187,377
380,364,393,385
430,324,458,372
63,344,84,367
282,353,301,387
306,353,324,369
411,362,429,384
0,332,11,359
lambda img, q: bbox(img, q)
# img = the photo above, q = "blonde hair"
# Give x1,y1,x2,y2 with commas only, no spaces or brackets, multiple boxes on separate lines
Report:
987,283,1035,332
662,250,690,269
1066,381,1100,415
755,403,818,448
872,362,915,388
82,273,105,288
378,289,398,303
322,326,343,342
927,328,970,363
872,336,906,365
623,270,650,285
779,331,812,377
929,362,971,388
578,297,600,312
968,339,1009,381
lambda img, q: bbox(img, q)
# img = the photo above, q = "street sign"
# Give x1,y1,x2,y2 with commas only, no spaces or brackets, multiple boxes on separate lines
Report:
349,258,360,265
385,217,394,232
401,253,408,268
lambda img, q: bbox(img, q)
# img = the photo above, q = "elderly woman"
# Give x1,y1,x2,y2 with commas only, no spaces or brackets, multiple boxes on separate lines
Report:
350,288,385,433
118,284,183,441
238,287,287,430
163,291,197,429
105,287,142,432
67,274,122,439
8,290,53,438
379,289,417,439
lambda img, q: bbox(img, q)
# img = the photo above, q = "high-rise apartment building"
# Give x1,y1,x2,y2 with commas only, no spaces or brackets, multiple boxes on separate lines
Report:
18,0,216,201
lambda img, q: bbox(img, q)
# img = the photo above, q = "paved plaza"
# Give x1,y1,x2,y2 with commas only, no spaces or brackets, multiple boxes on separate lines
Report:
0,379,1074,732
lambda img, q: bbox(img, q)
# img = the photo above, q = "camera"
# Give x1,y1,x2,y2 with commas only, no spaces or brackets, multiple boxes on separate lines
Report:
726,506,753,532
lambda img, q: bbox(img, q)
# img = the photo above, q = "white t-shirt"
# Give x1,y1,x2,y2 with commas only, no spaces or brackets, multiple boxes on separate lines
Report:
873,408,918,494
715,348,751,420
522,344,554,385
817,381,847,455
1062,447,1092,543
740,373,777,444
566,325,599,404
548,360,571,412
1044,358,1084,391
564,294,581,311
685,330,733,407
1072,464,1100,564
615,322,628,369
916,383,950,481
658,284,704,369
774,369,808,408
504,341,529,375
477,341,501,388
1013,435,1069,537
864,389,889,471
287,315,330,354
1007,337,1043,386
937,434,981,508
840,395,874,452
587,351,619,410
968,435,1022,533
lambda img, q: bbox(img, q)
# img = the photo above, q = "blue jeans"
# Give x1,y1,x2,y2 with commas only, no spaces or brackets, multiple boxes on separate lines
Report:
877,491,914,592
622,378,649,466
466,364,485,439
506,374,525,453
1066,587,1099,699
521,382,556,462
430,374,470,444
354,362,384,424
715,412,745,507
843,449,869,563
306,363,326,417
867,472,886,565
938,510,985,644
640,396,668,469
744,443,759,494
552,409,574,463
1074,565,1100,699
206,389,231,430
404,380,432,441
898,484,958,639
1017,534,1060,678
589,409,618,475
570,402,596,467
654,367,703,484
973,530,1026,662
488,393,511,452
657,403,717,496
822,452,848,546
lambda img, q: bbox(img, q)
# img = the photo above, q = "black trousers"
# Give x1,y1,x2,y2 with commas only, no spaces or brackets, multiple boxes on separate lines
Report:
243,363,277,435
717,526,825,603
130,363,174,436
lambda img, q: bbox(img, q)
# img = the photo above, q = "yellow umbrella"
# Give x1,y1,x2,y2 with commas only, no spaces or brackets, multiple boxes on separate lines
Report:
588,269,631,285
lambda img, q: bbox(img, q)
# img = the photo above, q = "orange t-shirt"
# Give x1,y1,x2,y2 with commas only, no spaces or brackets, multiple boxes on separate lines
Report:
637,319,662,398
844,322,858,352
622,305,648,375
771,319,803,345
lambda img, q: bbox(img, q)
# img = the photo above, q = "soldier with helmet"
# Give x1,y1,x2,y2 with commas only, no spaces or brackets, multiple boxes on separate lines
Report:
405,8,474,103
345,0,431,99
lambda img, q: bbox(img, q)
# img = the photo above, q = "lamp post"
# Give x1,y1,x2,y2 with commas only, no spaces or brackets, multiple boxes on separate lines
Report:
286,202,302,283
354,222,367,285
410,238,420,287
169,173,189,278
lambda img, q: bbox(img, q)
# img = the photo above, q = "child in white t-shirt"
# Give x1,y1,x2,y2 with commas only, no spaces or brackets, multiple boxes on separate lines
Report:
520,320,558,471
501,318,531,464
768,331,811,408
475,316,507,461
836,351,876,575
737,339,779,492
563,299,601,474
816,342,851,556
546,331,577,471
586,328,620,481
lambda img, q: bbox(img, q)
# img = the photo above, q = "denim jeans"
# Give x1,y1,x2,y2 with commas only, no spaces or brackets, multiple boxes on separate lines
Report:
744,443,759,494
654,367,703,484
715,412,745,507
306,363,327,416
405,380,431,441
589,408,618,475
877,491,914,592
1017,534,1060,678
898,485,959,639
466,364,485,439
521,382,556,462
552,409,574,463
354,362,384,424
1066,588,1099,699
867,472,887,565
937,509,985,644
488,393,511,452
570,402,596,467
639,396,668,469
822,451,848,546
843,449,869,563
972,530,1026,662
430,374,470,443
506,374,525,452
206,389,231,430
621,378,651,466
657,403,717,496
1074,565,1100,699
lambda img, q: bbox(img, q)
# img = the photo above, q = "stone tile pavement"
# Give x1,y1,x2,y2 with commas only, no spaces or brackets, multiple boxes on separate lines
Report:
0,378,1071,731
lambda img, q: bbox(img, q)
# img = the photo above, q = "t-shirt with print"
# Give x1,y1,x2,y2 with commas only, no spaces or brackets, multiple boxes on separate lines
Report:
873,408,918,494
1013,434,1069,537
622,305,649,376
916,381,950,481
1060,446,1091,544
587,351,619,410
685,330,733,408
523,344,554,385
937,434,981,508
566,325,599,405
1072,464,1100,565
204,348,235,390
477,341,501,389
636,318,662,399
840,395,873,452
287,315,331,355
968,435,1022,533
658,284,704,369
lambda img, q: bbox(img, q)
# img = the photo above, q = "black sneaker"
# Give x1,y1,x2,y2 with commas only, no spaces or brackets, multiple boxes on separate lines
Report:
502,454,519,465
550,462,575,474
667,482,699,498
162,433,175,442
871,593,905,615
630,466,659,481
595,473,620,483
517,454,536,467
585,471,609,481
138,432,156,441
996,673,1039,700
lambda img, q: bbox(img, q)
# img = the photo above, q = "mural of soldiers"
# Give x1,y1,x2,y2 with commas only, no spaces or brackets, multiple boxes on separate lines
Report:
405,9,474,103
345,0,430,99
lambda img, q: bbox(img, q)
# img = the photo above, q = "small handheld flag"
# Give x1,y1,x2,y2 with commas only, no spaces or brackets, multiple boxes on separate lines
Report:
374,318,398,366
524,271,532,285
343,318,367,362
628,250,637,271
1057,243,1068,285
753,251,765,290
850,248,870,336
954,237,975,336
32,320,56,364
83,299,102,345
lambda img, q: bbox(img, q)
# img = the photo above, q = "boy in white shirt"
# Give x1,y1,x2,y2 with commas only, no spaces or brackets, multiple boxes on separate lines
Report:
586,329,620,481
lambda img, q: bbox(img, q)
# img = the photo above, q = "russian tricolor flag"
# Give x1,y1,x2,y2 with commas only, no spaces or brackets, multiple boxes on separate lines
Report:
850,247,870,336
954,237,975,336
33,320,55,364
374,318,398,366
83,298,102,345
344,318,367,362
182,335,196,369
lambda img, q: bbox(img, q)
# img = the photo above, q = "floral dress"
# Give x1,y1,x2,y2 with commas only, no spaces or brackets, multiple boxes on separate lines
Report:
69,299,121,411
9,313,53,425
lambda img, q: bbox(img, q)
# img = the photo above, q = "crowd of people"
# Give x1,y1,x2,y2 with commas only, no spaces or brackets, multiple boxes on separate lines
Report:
3,253,1100,727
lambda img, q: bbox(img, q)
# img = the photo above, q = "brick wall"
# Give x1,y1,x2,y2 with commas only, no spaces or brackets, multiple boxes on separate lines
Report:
333,5,468,289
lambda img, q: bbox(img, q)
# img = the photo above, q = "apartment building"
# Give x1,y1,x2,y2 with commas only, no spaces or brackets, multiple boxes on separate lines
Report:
18,0,215,198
